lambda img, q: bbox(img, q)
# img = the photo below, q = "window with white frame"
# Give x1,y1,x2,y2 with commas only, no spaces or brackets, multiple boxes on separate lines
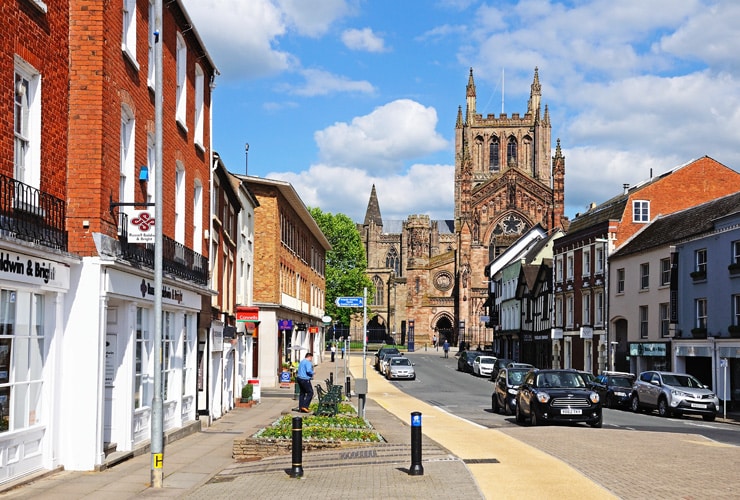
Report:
192,180,203,254
146,134,155,203
194,64,204,147
659,303,669,338
175,33,187,127
695,249,707,274
0,289,45,434
162,311,175,400
582,293,591,325
175,163,185,244
582,249,591,277
134,307,150,409
596,246,604,274
734,295,740,327
617,268,625,293
633,200,649,222
566,254,574,280
14,59,41,189
555,256,563,282
181,313,194,397
122,0,137,63
695,298,707,330
733,241,740,265
595,291,603,326
566,295,574,328
555,296,563,327
147,0,156,87
120,106,135,213
660,258,671,286
640,263,649,290
639,305,648,339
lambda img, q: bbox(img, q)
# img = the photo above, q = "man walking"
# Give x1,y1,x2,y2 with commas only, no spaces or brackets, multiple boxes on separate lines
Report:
296,352,314,413
443,339,450,358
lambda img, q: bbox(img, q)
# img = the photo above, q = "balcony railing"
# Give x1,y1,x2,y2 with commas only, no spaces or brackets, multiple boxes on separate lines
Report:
0,173,67,251
117,212,208,285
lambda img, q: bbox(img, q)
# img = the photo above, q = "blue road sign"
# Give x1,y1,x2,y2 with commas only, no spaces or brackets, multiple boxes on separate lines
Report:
335,296,364,308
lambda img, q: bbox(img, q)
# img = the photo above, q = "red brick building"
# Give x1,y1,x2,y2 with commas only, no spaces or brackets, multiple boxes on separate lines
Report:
552,157,740,374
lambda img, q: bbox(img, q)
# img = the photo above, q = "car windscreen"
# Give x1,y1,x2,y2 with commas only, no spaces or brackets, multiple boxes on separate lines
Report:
478,357,495,364
537,372,587,388
391,358,411,366
609,376,633,388
662,374,703,388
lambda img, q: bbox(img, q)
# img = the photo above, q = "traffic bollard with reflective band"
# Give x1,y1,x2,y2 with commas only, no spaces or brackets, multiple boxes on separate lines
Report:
409,411,424,476
345,376,351,399
289,416,303,478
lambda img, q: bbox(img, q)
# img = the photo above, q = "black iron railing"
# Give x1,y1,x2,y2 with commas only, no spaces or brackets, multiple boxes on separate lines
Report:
117,212,208,285
0,173,68,251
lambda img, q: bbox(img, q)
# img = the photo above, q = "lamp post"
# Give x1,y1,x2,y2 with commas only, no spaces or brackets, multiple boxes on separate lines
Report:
388,270,395,344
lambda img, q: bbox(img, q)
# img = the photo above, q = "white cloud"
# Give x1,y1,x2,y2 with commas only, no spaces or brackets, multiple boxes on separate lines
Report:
268,163,454,222
280,68,376,96
276,0,354,37
314,99,450,172
341,28,387,52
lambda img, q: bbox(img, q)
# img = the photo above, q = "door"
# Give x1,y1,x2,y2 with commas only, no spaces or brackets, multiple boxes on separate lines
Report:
103,332,117,446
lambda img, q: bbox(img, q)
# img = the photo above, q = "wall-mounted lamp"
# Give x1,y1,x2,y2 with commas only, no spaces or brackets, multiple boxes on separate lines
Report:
139,165,149,182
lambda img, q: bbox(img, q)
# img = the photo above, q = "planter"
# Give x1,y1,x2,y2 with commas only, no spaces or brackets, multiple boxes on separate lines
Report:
690,271,707,281
691,328,707,339
728,326,740,338
235,399,256,408
729,264,740,275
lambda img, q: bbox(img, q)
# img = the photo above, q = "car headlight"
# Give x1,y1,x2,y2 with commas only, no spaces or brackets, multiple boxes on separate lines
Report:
589,392,600,404
536,392,550,403
671,389,692,398
507,388,518,395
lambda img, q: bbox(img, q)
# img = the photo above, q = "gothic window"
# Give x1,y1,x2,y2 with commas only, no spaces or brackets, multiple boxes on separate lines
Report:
507,137,518,166
489,136,500,171
475,136,483,170
372,276,384,306
386,247,400,276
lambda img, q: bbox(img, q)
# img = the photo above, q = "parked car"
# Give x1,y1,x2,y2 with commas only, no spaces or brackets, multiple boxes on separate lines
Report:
457,350,481,373
630,371,718,421
374,346,400,370
515,369,602,427
379,351,401,374
473,355,497,377
507,362,535,369
575,371,604,391
489,358,515,380
595,372,635,409
385,356,416,380
492,367,530,415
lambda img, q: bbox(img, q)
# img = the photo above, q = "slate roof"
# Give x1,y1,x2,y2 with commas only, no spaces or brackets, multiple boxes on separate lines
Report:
611,191,740,259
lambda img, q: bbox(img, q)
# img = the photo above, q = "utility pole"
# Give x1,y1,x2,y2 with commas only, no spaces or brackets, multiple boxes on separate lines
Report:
150,0,164,488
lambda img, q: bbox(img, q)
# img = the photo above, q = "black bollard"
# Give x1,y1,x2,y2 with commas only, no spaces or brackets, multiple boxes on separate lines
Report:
329,372,334,386
345,376,351,399
289,416,303,478
409,412,424,476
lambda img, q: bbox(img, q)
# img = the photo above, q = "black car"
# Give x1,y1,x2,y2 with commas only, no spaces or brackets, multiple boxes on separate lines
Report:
488,358,514,380
492,367,530,415
374,346,400,370
595,372,635,409
515,369,602,427
457,350,481,373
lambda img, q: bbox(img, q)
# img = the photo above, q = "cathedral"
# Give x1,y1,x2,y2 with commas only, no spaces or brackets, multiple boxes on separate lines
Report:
357,68,566,349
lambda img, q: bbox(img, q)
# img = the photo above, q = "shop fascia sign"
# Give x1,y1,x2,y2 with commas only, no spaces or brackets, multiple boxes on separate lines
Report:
0,250,65,286
139,278,184,304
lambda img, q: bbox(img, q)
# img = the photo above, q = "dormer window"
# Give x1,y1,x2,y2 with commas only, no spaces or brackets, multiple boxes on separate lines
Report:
633,200,650,222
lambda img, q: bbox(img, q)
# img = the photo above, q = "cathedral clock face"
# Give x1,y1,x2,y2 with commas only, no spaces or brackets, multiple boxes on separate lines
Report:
434,271,453,291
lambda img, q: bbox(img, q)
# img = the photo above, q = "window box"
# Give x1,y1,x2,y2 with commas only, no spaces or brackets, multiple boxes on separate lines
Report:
728,325,740,338
690,327,707,338
690,271,706,281
728,263,740,275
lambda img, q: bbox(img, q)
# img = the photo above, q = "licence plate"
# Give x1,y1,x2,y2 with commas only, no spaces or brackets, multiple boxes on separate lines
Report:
690,403,706,409
561,408,582,415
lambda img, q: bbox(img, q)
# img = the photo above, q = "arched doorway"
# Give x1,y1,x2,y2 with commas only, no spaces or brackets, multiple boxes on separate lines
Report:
367,315,390,344
434,316,455,346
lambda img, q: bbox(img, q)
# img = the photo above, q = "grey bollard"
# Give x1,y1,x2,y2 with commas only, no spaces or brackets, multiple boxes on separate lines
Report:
289,416,303,478
409,412,424,476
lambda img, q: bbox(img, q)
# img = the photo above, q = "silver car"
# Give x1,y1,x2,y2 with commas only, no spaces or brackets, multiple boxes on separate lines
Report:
630,371,719,421
385,356,416,380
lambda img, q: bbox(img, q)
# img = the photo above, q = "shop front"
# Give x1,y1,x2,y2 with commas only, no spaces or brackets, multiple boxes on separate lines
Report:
629,341,671,374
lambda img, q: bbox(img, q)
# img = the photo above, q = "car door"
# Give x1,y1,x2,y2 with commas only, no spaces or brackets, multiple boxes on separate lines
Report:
518,372,535,416
495,370,506,405
643,372,661,407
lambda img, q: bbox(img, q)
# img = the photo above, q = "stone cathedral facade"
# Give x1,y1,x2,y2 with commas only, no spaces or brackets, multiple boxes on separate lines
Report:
357,68,566,348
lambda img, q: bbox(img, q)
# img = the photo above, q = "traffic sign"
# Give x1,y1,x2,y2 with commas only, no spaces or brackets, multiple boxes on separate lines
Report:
335,296,364,308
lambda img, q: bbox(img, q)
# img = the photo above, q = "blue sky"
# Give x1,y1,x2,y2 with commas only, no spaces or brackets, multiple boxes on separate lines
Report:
183,0,740,223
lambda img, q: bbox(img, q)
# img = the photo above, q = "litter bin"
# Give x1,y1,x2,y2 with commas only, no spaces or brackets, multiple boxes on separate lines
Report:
248,379,260,402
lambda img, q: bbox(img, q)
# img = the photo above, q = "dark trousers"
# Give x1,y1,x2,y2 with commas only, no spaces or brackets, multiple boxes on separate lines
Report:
331,351,335,362
297,378,314,409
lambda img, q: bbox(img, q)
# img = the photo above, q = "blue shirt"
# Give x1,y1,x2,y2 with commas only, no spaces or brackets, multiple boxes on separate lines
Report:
297,358,314,380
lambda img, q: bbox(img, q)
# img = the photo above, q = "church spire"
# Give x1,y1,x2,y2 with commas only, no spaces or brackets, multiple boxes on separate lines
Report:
466,67,476,122
363,184,383,227
528,67,541,115
456,105,463,128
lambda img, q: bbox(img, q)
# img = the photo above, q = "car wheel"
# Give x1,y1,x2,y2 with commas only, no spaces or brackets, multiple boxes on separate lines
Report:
504,401,512,416
702,414,716,422
515,401,526,424
590,414,603,428
492,395,499,414
530,409,540,426
630,395,641,413
657,397,671,417
605,394,614,409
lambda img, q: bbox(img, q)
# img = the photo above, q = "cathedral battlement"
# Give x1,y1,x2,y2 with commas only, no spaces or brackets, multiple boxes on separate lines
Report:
473,111,535,126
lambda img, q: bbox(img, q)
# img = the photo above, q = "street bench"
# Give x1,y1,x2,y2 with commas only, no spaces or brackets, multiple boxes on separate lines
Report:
315,383,343,416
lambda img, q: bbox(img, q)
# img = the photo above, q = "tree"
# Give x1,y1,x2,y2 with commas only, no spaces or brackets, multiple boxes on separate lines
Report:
309,207,374,327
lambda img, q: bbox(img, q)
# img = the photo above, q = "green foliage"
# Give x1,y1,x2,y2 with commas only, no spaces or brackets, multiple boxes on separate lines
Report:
309,207,375,324
253,409,382,442
241,384,254,400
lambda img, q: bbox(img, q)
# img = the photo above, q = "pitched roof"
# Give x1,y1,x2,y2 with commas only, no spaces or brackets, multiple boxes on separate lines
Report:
612,191,740,258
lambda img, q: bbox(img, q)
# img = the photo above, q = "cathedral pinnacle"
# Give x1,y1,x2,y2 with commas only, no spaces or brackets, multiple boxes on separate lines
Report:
531,66,541,95
456,105,463,128
554,138,563,158
363,184,383,227
466,67,476,97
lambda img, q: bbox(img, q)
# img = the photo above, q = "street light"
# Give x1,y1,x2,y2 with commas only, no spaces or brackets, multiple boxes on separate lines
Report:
388,270,395,344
